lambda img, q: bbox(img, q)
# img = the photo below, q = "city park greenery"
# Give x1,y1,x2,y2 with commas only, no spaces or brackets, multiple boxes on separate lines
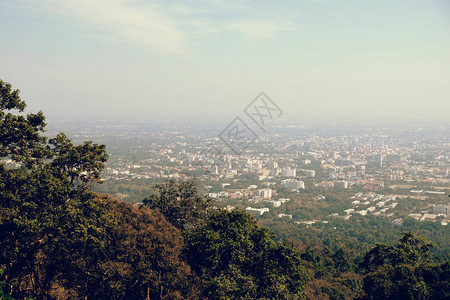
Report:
0,79,448,299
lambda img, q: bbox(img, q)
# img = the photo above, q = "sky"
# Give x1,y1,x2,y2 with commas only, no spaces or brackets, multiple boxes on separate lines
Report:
0,0,449,124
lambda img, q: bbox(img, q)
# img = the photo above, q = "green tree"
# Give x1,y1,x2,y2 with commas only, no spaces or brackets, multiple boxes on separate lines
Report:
49,133,108,190
185,210,309,299
361,232,449,300
0,79,110,298
0,162,117,298
0,79,50,168
95,198,198,299
143,180,213,230
419,262,450,300
0,79,200,299
332,248,351,273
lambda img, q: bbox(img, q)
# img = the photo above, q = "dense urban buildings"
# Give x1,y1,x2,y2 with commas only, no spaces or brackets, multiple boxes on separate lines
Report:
49,120,449,227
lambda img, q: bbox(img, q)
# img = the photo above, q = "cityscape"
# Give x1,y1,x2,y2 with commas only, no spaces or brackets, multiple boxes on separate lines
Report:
2,0,449,297
49,120,449,228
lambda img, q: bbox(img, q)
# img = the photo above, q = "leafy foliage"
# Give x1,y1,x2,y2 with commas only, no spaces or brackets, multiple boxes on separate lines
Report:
0,79,50,168
95,198,198,299
0,79,195,299
143,180,213,230
361,232,449,300
361,232,435,272
185,210,309,299
0,157,117,296
49,133,108,190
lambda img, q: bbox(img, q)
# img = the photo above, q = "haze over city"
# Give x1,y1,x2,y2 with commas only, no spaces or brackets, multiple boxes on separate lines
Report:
2,1,450,299
1,0,449,123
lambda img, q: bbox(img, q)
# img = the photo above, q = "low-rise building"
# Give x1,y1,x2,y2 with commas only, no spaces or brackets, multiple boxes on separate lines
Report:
246,207,270,215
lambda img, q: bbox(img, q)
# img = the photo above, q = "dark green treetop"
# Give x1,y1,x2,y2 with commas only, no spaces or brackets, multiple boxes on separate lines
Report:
361,232,449,300
185,210,309,299
0,79,50,168
143,180,213,230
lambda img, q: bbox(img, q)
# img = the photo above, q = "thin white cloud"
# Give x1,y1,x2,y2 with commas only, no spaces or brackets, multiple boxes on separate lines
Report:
226,21,296,40
166,3,207,16
195,0,251,10
190,19,223,36
41,0,188,55
27,0,298,54
188,17,297,40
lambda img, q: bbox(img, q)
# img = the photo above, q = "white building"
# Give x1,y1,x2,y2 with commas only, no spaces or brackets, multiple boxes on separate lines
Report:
258,188,272,199
278,198,291,204
422,214,438,221
246,207,270,215
278,213,293,219
408,213,422,220
264,200,281,207
335,180,348,189
358,210,368,216
281,168,296,177
388,203,398,208
367,206,376,212
282,180,305,190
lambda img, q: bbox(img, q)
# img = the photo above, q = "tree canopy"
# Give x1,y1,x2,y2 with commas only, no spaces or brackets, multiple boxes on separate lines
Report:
0,79,50,168
0,79,195,299
143,180,213,230
185,210,309,299
361,232,449,300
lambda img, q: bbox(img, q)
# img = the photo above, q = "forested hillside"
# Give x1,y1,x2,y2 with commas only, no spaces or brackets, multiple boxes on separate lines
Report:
1,79,448,299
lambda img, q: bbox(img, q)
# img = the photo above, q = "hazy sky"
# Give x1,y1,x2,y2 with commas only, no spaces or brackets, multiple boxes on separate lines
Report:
1,0,449,123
